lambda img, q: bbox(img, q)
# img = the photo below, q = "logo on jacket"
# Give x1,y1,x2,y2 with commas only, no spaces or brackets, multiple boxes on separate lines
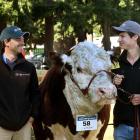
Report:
15,73,30,77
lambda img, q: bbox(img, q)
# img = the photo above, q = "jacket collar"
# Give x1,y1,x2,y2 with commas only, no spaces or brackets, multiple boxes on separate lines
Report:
0,49,26,65
119,50,140,65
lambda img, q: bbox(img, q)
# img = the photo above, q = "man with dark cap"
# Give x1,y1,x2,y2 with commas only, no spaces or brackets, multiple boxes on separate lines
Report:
112,20,140,140
0,26,40,140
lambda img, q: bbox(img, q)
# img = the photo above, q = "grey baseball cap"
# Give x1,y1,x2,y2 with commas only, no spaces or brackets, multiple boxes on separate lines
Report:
0,26,30,41
112,20,140,36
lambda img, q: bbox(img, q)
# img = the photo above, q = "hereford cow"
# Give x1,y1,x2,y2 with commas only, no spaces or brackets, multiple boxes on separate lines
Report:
33,41,117,140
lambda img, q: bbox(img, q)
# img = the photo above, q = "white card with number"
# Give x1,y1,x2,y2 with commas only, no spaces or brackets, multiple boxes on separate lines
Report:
76,114,97,131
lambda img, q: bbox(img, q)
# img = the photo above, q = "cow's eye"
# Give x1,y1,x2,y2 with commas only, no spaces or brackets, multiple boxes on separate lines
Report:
65,63,72,71
77,67,82,73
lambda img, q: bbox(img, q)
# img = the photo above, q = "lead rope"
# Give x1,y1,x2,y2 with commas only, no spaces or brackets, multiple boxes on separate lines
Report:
116,87,134,104
116,87,139,140
134,106,140,140
116,87,140,140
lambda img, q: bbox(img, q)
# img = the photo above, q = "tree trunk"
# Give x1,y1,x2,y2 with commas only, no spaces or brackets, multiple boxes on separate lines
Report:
101,20,111,51
44,14,54,67
0,21,6,32
44,16,54,55
0,21,6,52
77,31,87,43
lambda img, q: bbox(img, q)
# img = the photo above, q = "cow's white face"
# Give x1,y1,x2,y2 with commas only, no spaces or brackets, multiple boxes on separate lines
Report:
61,41,117,117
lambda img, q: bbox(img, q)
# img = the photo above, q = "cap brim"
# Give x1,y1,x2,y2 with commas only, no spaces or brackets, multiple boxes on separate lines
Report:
11,32,30,39
23,32,30,38
112,26,127,32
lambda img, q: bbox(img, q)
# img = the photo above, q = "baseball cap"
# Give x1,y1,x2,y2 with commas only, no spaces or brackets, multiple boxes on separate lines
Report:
0,26,30,41
112,20,140,36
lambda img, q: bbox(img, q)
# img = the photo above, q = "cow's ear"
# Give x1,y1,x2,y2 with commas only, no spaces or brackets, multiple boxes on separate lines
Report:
107,47,121,64
48,51,57,60
48,51,63,66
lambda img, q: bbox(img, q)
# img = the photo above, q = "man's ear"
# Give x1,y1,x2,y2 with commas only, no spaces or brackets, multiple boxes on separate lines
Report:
3,40,7,46
3,39,9,44
3,39,10,48
133,34,139,40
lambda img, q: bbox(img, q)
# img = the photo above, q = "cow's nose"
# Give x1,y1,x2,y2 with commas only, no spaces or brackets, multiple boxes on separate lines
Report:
99,88,106,95
98,87,117,97
95,88,105,98
113,86,117,96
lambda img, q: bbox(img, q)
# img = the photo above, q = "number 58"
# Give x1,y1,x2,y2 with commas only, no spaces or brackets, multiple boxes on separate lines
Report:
83,121,90,126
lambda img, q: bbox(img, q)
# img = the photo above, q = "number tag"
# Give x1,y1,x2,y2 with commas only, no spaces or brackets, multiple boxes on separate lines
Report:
76,114,97,131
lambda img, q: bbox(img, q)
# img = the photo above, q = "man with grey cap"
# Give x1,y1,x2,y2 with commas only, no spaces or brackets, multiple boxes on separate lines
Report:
0,26,40,140
112,20,140,140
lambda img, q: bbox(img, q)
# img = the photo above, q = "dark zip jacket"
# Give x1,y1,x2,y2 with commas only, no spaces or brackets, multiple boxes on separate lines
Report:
113,50,140,127
0,53,40,131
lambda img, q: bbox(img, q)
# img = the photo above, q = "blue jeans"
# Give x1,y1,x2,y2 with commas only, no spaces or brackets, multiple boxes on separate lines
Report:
114,124,138,140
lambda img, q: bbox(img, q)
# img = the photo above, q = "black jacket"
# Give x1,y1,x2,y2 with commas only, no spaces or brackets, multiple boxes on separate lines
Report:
0,53,40,130
113,50,140,127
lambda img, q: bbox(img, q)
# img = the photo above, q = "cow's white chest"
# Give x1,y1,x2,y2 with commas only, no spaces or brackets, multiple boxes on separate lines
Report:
63,74,102,118
49,120,103,140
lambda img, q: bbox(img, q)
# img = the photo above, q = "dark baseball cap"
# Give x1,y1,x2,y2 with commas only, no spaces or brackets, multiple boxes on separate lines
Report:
0,26,30,41
112,20,140,36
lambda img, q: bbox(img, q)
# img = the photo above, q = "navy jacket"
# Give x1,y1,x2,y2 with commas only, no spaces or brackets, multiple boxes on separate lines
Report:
0,53,40,130
113,50,140,127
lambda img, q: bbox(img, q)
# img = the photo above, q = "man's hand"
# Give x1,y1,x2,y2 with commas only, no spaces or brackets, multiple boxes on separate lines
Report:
28,117,34,124
113,74,124,86
131,94,140,106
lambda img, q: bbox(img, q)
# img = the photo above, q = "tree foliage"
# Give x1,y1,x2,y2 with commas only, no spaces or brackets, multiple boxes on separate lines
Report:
0,0,140,52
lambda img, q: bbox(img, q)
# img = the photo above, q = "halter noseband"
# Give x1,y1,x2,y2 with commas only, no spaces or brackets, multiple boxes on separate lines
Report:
69,70,114,96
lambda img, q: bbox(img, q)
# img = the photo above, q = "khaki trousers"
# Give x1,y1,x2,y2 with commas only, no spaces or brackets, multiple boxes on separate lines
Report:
0,121,32,140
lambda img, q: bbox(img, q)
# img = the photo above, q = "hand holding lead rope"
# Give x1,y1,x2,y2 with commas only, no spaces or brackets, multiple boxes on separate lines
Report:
113,74,124,86
131,94,140,106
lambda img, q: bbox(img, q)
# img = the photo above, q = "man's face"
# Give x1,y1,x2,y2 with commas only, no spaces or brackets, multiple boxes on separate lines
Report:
118,32,137,50
5,36,25,55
